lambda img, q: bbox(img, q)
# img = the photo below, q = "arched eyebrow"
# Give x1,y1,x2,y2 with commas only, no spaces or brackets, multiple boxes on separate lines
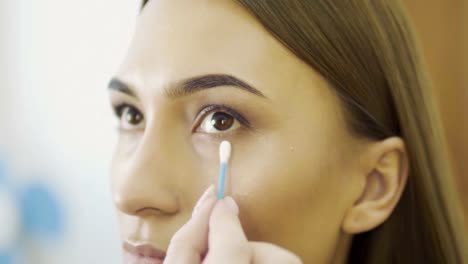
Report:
108,74,267,99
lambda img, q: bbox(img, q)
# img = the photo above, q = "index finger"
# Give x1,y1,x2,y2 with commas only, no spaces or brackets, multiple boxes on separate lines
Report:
204,197,252,264
164,185,216,264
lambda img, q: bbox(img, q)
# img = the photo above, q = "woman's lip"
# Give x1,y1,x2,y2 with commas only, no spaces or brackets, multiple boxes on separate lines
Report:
124,253,164,264
123,241,166,260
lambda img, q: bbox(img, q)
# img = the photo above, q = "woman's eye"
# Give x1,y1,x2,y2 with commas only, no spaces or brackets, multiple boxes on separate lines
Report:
115,105,145,130
198,111,240,133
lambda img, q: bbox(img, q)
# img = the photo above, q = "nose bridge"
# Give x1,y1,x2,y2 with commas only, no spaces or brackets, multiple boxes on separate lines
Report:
112,122,183,217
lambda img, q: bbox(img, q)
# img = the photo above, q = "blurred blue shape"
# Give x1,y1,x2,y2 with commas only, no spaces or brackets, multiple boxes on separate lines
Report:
0,159,7,186
19,182,64,239
0,251,14,264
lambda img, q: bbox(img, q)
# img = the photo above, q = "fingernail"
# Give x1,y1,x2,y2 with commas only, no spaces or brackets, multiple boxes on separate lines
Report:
224,196,239,215
192,184,215,217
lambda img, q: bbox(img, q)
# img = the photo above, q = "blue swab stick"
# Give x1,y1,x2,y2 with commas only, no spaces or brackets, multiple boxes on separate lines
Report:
217,141,231,200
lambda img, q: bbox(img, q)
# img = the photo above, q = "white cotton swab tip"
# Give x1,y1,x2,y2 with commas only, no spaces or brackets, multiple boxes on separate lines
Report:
218,140,231,200
219,140,231,164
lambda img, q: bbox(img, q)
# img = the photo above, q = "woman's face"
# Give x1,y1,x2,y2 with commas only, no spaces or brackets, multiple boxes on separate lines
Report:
110,0,368,262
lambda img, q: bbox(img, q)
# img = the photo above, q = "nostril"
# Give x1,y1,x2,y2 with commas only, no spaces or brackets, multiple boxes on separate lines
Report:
112,174,181,216
113,189,180,217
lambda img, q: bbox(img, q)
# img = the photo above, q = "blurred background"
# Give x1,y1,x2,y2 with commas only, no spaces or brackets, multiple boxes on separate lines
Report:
0,0,139,263
404,0,468,227
0,0,466,263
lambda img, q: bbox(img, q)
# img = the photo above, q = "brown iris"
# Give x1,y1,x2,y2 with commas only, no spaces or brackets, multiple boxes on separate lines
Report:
210,112,234,131
123,107,143,125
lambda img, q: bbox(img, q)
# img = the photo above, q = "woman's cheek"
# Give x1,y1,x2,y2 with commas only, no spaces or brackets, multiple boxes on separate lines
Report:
191,134,222,160
225,131,325,234
190,132,266,196
190,134,232,193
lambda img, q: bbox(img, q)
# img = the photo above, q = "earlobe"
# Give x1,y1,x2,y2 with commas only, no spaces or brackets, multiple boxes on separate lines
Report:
342,137,409,234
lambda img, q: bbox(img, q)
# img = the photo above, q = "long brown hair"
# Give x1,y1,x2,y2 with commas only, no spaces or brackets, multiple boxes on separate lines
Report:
141,0,466,262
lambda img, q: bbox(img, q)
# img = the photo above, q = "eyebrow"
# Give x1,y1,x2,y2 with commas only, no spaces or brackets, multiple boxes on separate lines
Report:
107,74,267,99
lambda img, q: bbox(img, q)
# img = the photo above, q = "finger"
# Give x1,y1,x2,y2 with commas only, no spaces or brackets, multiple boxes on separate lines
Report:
250,242,303,264
165,185,216,264
204,196,251,264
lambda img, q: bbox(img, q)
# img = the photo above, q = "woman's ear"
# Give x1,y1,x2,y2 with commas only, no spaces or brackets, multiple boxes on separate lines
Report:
342,137,409,234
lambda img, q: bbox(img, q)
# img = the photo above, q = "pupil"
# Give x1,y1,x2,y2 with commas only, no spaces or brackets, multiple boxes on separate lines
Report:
211,112,234,131
125,108,142,125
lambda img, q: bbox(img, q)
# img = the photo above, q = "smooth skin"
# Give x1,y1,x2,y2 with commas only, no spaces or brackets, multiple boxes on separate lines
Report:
110,0,409,263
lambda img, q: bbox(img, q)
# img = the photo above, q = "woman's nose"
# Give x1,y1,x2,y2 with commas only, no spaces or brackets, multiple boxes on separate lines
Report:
112,142,181,217
113,176,179,217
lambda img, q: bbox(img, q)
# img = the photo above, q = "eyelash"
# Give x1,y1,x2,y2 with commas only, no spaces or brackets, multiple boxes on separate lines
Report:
193,104,251,132
113,103,133,118
112,103,251,131
114,104,127,118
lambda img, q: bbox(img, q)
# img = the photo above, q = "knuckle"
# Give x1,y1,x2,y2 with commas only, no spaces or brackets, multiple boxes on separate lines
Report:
169,228,185,246
207,242,252,263
286,254,303,264
232,242,252,258
167,226,198,253
277,250,303,264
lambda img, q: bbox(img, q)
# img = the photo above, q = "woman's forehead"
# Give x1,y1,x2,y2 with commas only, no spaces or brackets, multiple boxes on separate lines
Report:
118,0,330,105
126,0,283,72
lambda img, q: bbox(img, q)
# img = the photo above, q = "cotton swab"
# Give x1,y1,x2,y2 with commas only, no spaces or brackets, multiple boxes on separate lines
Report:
217,141,231,200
